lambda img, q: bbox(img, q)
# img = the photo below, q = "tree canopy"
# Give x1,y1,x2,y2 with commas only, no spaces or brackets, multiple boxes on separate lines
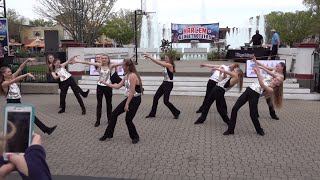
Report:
34,0,117,45
100,9,142,47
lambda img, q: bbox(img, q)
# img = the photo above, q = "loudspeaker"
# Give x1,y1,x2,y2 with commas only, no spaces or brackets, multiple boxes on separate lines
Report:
44,30,59,52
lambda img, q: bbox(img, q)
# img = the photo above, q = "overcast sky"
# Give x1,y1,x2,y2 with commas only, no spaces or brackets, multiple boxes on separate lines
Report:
6,0,307,27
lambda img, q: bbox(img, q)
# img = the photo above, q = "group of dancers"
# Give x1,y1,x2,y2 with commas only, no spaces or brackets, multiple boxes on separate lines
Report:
0,52,285,144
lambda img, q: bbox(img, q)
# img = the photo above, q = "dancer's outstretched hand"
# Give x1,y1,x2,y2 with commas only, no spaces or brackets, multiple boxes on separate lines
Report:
27,73,35,80
143,52,151,59
27,58,37,63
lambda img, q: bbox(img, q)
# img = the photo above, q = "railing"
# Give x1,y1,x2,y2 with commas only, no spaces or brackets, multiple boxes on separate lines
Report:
22,71,49,83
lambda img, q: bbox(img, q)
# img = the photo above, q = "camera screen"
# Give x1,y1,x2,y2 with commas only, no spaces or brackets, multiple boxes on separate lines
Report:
6,112,31,153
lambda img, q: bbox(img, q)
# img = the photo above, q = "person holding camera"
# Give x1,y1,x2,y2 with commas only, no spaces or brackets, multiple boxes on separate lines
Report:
0,133,52,180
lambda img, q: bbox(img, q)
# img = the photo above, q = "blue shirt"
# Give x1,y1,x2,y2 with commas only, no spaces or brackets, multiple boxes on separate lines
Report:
271,33,280,46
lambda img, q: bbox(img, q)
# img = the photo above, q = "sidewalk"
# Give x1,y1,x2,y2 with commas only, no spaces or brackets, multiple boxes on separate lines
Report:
2,94,319,179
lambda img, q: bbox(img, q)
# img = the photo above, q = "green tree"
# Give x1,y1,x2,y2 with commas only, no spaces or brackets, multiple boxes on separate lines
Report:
0,8,27,42
265,11,313,46
100,18,134,47
303,0,320,34
29,18,54,27
303,0,320,13
99,9,142,46
34,0,117,46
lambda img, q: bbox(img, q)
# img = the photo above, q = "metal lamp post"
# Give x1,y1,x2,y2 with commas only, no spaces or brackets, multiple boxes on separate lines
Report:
0,0,6,18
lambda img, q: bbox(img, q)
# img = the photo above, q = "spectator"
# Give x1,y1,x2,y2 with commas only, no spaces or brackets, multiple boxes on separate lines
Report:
0,132,52,180
270,29,280,60
249,30,263,47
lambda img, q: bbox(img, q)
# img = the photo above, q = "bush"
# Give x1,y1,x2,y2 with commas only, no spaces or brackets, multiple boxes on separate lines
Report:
207,50,226,61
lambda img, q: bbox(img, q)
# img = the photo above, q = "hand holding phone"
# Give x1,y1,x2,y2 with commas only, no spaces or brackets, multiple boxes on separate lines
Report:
2,104,35,161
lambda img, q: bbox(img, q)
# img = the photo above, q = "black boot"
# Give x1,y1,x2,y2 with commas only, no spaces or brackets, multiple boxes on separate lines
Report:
94,120,100,127
46,125,57,135
271,115,279,120
83,89,90,98
132,138,140,144
99,135,111,141
58,108,65,114
145,115,155,118
223,129,234,135
257,128,265,136
194,117,205,124
174,111,181,119
82,109,86,115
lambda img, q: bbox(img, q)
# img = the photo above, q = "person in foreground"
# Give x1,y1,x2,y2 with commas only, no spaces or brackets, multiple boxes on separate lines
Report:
0,130,52,180
99,59,143,144
0,58,56,135
223,56,284,136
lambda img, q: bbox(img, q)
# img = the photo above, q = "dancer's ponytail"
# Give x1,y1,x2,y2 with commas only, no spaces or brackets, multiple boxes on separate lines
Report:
273,83,283,108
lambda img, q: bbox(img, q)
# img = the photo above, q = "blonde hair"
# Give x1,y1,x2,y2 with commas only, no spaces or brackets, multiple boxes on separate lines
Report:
272,83,283,108
235,68,243,92
0,121,16,154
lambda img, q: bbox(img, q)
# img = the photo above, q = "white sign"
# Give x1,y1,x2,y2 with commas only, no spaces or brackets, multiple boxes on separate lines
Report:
89,59,124,76
246,59,286,78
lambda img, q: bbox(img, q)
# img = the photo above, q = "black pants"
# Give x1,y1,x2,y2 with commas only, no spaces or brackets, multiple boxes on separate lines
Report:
266,96,277,117
148,81,180,117
228,87,263,133
102,96,141,140
60,77,85,110
198,79,218,112
270,45,278,60
199,86,229,123
6,99,50,133
96,85,112,122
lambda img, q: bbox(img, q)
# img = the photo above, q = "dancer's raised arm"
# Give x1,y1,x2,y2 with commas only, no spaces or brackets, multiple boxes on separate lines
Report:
110,62,124,69
143,52,173,69
254,66,273,94
60,55,78,67
73,58,102,67
1,73,35,89
200,64,220,69
12,58,36,77
211,67,238,79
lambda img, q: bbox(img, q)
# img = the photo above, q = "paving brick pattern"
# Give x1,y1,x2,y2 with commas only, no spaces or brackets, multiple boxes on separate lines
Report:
1,94,320,180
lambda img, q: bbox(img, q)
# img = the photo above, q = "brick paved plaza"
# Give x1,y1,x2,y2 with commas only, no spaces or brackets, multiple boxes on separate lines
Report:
2,94,320,180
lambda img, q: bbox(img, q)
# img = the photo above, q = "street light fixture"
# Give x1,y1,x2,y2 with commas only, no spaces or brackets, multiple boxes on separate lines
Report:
0,0,7,18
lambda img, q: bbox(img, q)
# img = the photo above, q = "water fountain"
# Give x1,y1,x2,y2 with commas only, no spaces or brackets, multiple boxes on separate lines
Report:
226,14,266,49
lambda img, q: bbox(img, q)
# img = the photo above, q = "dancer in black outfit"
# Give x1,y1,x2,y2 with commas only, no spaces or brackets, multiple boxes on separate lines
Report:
51,56,89,115
73,54,122,127
196,63,239,113
144,52,181,119
194,67,243,124
46,54,89,109
0,59,57,135
223,56,284,136
99,59,143,144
